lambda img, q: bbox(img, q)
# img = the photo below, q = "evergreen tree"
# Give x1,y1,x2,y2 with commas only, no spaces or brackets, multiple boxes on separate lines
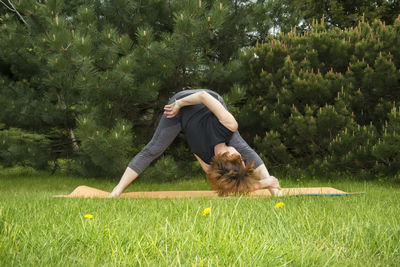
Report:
239,16,400,177
294,0,400,30
0,0,265,176
252,0,303,36
1,1,399,179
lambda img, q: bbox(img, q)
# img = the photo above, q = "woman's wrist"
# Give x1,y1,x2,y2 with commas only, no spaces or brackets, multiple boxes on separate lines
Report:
175,99,181,109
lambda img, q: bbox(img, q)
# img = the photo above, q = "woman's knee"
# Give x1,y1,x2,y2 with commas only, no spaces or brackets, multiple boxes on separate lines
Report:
143,140,164,158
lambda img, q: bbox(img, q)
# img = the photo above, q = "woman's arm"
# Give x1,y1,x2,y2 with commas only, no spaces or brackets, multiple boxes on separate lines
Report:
164,91,238,132
254,164,283,196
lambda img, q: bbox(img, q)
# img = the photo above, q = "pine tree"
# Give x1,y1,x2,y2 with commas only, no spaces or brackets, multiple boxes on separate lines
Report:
239,16,400,177
373,107,400,176
294,0,400,30
2,1,399,179
0,0,267,175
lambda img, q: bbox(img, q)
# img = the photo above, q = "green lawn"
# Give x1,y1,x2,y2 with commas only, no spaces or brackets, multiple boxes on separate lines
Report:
0,168,399,266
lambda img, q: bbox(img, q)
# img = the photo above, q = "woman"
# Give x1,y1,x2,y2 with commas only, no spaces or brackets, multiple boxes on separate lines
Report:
109,89,282,197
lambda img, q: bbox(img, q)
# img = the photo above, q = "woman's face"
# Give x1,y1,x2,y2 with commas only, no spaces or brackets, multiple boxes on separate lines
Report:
225,146,240,157
220,146,245,167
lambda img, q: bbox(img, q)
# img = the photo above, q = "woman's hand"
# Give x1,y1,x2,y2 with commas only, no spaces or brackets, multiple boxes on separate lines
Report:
164,100,181,118
265,176,281,190
254,164,284,197
266,176,284,197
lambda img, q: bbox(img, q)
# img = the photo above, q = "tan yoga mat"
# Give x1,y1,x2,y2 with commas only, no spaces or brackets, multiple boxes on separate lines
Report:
53,185,362,198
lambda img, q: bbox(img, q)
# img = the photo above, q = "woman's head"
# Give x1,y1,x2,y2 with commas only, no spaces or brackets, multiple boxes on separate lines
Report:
206,152,260,196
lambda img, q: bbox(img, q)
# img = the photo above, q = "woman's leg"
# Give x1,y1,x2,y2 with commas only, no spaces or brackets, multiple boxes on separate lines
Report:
127,114,181,174
109,97,182,197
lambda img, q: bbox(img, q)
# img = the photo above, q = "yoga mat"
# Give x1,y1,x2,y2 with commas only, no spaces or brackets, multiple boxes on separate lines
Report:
53,185,364,198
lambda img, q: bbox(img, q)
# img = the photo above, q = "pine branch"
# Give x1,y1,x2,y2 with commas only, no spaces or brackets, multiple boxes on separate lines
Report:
0,0,28,25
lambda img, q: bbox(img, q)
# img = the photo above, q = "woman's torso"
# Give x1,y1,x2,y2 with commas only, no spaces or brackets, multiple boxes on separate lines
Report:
171,90,233,163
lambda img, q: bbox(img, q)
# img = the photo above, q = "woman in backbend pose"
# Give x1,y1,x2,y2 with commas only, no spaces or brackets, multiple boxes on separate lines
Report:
109,89,282,197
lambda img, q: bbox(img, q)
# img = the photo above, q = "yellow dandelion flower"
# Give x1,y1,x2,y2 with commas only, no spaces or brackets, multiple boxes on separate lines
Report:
202,207,211,216
274,202,284,209
84,214,93,219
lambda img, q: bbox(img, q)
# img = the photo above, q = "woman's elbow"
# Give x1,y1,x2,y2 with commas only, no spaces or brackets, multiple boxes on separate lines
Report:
229,119,239,132
197,90,208,100
223,114,238,132
232,121,239,132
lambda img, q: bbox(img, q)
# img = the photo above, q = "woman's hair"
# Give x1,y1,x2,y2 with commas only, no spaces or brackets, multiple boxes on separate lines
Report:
206,152,260,196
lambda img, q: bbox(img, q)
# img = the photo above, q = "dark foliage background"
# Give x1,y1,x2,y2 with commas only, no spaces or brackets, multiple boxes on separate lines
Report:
0,0,399,180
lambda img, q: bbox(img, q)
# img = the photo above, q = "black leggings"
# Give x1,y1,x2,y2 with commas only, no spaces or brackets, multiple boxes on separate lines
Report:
128,89,263,174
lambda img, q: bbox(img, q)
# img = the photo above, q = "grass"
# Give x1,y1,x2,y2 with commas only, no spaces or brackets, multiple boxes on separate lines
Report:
0,167,399,266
